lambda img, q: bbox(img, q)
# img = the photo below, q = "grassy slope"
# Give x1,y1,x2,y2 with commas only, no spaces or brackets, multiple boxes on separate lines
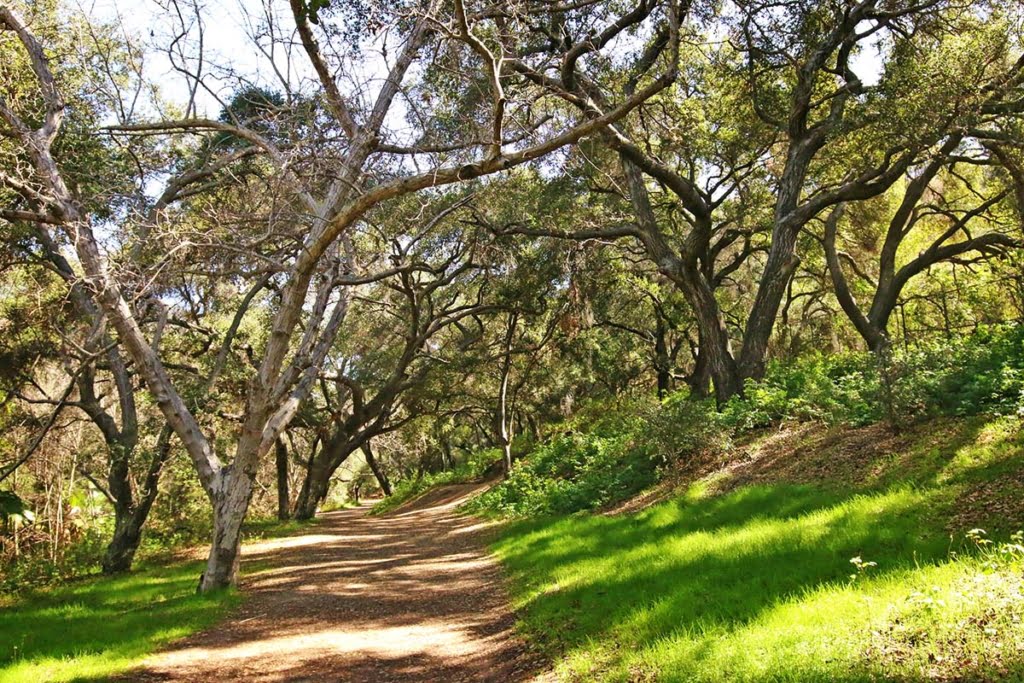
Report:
491,416,1024,681
0,518,311,683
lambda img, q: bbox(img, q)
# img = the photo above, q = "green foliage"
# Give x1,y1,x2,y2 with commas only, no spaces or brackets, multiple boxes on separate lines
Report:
0,528,110,594
0,492,33,526
640,394,732,464
371,447,499,516
467,432,656,517
469,396,730,517
894,324,1024,418
720,324,1024,430
720,352,884,429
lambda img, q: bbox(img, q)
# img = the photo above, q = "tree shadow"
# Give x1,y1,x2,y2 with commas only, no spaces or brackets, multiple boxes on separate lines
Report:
88,484,549,682
0,560,237,680
495,480,1002,679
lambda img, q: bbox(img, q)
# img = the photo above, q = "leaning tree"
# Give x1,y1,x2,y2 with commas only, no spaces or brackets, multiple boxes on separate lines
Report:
1,0,684,589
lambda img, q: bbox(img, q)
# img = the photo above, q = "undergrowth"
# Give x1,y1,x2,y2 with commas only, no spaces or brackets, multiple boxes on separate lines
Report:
470,323,1024,518
463,324,1024,680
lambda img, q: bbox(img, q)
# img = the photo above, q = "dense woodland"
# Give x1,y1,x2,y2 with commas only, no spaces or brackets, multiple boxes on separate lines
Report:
1,0,1024,677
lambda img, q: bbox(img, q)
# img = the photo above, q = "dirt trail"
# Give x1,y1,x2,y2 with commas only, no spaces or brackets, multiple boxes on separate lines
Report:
129,484,549,682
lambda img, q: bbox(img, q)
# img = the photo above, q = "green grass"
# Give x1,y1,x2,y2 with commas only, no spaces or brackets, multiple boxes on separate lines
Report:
0,560,238,682
490,416,1024,681
0,516,312,683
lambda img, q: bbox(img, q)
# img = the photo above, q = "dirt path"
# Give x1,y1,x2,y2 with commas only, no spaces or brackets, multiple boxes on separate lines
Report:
129,484,549,682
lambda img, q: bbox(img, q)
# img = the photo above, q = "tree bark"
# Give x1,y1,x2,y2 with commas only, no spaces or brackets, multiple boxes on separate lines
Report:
737,228,802,381
293,463,329,521
101,434,171,574
679,269,743,402
685,333,712,399
618,154,744,402
654,312,671,398
275,438,290,520
294,436,358,520
497,312,518,476
102,508,144,574
363,439,392,496
199,469,254,591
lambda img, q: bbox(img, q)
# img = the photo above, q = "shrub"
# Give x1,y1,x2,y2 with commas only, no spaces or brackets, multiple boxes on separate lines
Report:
371,447,501,515
720,353,883,429
416,325,1024,521
467,431,656,517
720,323,1024,430
468,395,730,518
639,395,731,465
895,323,1024,418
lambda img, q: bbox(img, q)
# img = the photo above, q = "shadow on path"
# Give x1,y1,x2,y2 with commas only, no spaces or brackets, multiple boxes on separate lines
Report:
124,484,547,682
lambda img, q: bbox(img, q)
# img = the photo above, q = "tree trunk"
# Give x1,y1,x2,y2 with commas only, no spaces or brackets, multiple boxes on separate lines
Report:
293,466,327,521
526,413,541,442
100,427,172,575
293,437,357,520
363,439,392,496
101,506,143,574
275,438,290,521
738,233,801,382
618,153,743,403
101,484,164,575
685,337,712,399
673,268,743,402
199,470,254,592
654,313,671,399
822,205,890,353
497,312,518,477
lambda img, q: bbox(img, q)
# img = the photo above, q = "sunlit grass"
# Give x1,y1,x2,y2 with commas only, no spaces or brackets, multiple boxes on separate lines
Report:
492,417,1024,681
0,560,238,682
0,516,310,683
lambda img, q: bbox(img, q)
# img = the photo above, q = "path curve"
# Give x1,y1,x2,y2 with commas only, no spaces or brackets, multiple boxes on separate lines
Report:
129,484,548,682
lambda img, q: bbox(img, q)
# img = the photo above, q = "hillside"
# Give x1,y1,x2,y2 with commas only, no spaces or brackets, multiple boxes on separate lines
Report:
485,415,1024,681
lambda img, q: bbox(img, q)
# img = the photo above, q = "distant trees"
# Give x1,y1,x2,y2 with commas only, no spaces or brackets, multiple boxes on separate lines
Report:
292,198,498,519
825,147,1021,353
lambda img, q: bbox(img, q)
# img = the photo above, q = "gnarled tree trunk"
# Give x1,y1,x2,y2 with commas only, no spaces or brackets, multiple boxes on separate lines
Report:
200,468,255,591
102,509,144,574
294,435,359,520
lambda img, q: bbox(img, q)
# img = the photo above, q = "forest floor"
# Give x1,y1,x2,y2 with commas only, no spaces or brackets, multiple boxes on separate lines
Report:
124,483,549,682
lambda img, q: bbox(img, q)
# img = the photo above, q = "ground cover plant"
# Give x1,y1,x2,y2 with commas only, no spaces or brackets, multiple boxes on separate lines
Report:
0,516,311,682
470,325,1024,520
371,447,501,515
